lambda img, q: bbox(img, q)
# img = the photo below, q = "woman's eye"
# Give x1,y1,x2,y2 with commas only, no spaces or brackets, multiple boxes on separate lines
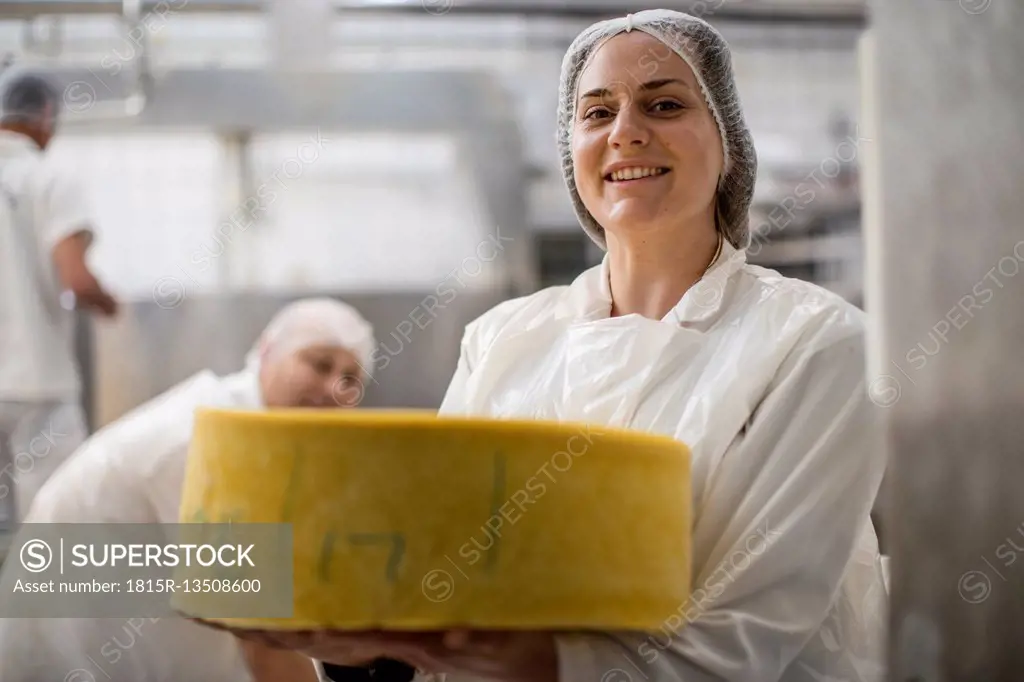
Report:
583,107,611,121
312,360,333,375
651,100,683,112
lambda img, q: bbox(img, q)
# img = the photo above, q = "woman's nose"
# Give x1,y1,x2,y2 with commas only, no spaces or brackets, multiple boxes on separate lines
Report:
608,104,650,148
317,379,340,407
326,378,359,407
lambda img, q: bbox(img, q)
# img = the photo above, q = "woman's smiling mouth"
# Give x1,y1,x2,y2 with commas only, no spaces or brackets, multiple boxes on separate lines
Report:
604,166,671,183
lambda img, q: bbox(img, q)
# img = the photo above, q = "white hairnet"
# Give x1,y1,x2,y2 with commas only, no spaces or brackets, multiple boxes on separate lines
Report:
556,9,758,250
249,298,376,376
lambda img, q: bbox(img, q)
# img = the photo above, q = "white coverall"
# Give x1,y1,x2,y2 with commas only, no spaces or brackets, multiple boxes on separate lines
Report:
437,241,889,682
0,368,263,682
0,130,93,523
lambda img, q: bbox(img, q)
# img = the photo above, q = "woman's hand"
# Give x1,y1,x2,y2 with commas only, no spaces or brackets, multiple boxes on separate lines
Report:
238,638,320,682
260,629,560,681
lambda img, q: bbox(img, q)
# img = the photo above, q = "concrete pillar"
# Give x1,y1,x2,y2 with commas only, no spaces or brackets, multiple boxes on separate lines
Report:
863,2,1024,680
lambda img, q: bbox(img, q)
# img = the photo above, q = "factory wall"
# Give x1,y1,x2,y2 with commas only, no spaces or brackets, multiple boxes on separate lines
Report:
44,131,503,301
1,12,864,301
0,10,869,421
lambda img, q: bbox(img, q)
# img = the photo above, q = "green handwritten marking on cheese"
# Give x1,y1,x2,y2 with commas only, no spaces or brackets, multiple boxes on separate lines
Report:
279,447,306,522
318,532,337,583
348,533,406,583
213,510,247,581
487,451,508,573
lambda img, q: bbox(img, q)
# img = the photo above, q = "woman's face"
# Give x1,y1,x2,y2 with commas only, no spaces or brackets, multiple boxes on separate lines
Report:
259,345,366,408
572,32,724,238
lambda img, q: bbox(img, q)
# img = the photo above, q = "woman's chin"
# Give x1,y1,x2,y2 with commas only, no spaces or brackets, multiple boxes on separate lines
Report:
602,204,671,235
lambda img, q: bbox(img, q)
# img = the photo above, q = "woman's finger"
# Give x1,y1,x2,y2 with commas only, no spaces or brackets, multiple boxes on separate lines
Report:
442,629,472,650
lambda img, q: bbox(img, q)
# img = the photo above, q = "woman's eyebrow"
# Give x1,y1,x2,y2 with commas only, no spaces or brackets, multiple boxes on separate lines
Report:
639,78,689,92
579,78,690,101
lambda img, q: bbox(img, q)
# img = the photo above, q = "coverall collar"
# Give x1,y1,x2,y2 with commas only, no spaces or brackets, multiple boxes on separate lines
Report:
571,239,747,325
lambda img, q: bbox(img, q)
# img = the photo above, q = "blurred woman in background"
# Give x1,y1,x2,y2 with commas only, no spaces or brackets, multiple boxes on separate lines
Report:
0,298,374,682
239,10,888,682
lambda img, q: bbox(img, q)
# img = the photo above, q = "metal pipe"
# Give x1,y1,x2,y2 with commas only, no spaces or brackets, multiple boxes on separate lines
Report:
59,0,149,121
0,0,866,26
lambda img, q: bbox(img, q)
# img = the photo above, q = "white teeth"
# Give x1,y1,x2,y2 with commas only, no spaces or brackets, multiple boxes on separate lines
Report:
609,167,666,181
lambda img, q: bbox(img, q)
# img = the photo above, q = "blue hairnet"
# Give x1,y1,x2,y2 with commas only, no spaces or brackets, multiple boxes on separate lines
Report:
0,72,59,124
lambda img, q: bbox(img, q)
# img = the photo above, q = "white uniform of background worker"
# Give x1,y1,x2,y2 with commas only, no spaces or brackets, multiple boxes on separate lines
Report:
263,11,889,682
0,72,119,525
0,298,375,682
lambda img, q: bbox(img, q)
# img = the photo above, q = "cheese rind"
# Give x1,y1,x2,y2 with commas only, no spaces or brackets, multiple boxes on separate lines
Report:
174,409,692,631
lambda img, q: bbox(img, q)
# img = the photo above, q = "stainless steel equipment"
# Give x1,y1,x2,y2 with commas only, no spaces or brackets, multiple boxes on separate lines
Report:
0,0,867,25
78,290,508,428
865,2,1024,680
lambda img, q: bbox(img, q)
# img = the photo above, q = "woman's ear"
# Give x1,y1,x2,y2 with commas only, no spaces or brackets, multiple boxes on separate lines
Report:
258,338,272,364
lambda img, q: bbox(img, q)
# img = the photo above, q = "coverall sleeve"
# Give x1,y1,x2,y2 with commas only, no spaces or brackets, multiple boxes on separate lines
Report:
37,164,95,250
25,436,156,525
437,323,478,415
555,327,886,682
27,456,150,524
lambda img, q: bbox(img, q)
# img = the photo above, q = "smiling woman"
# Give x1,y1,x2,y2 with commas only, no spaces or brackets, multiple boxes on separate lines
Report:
253,298,376,408
559,13,756,252
573,59,724,243
554,15,757,323
272,10,888,682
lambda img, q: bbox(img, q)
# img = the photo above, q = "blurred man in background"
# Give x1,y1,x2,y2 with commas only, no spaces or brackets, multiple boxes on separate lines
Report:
0,297,376,682
0,71,119,528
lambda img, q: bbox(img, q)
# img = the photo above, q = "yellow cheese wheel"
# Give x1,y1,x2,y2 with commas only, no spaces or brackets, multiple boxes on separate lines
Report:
174,409,691,632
